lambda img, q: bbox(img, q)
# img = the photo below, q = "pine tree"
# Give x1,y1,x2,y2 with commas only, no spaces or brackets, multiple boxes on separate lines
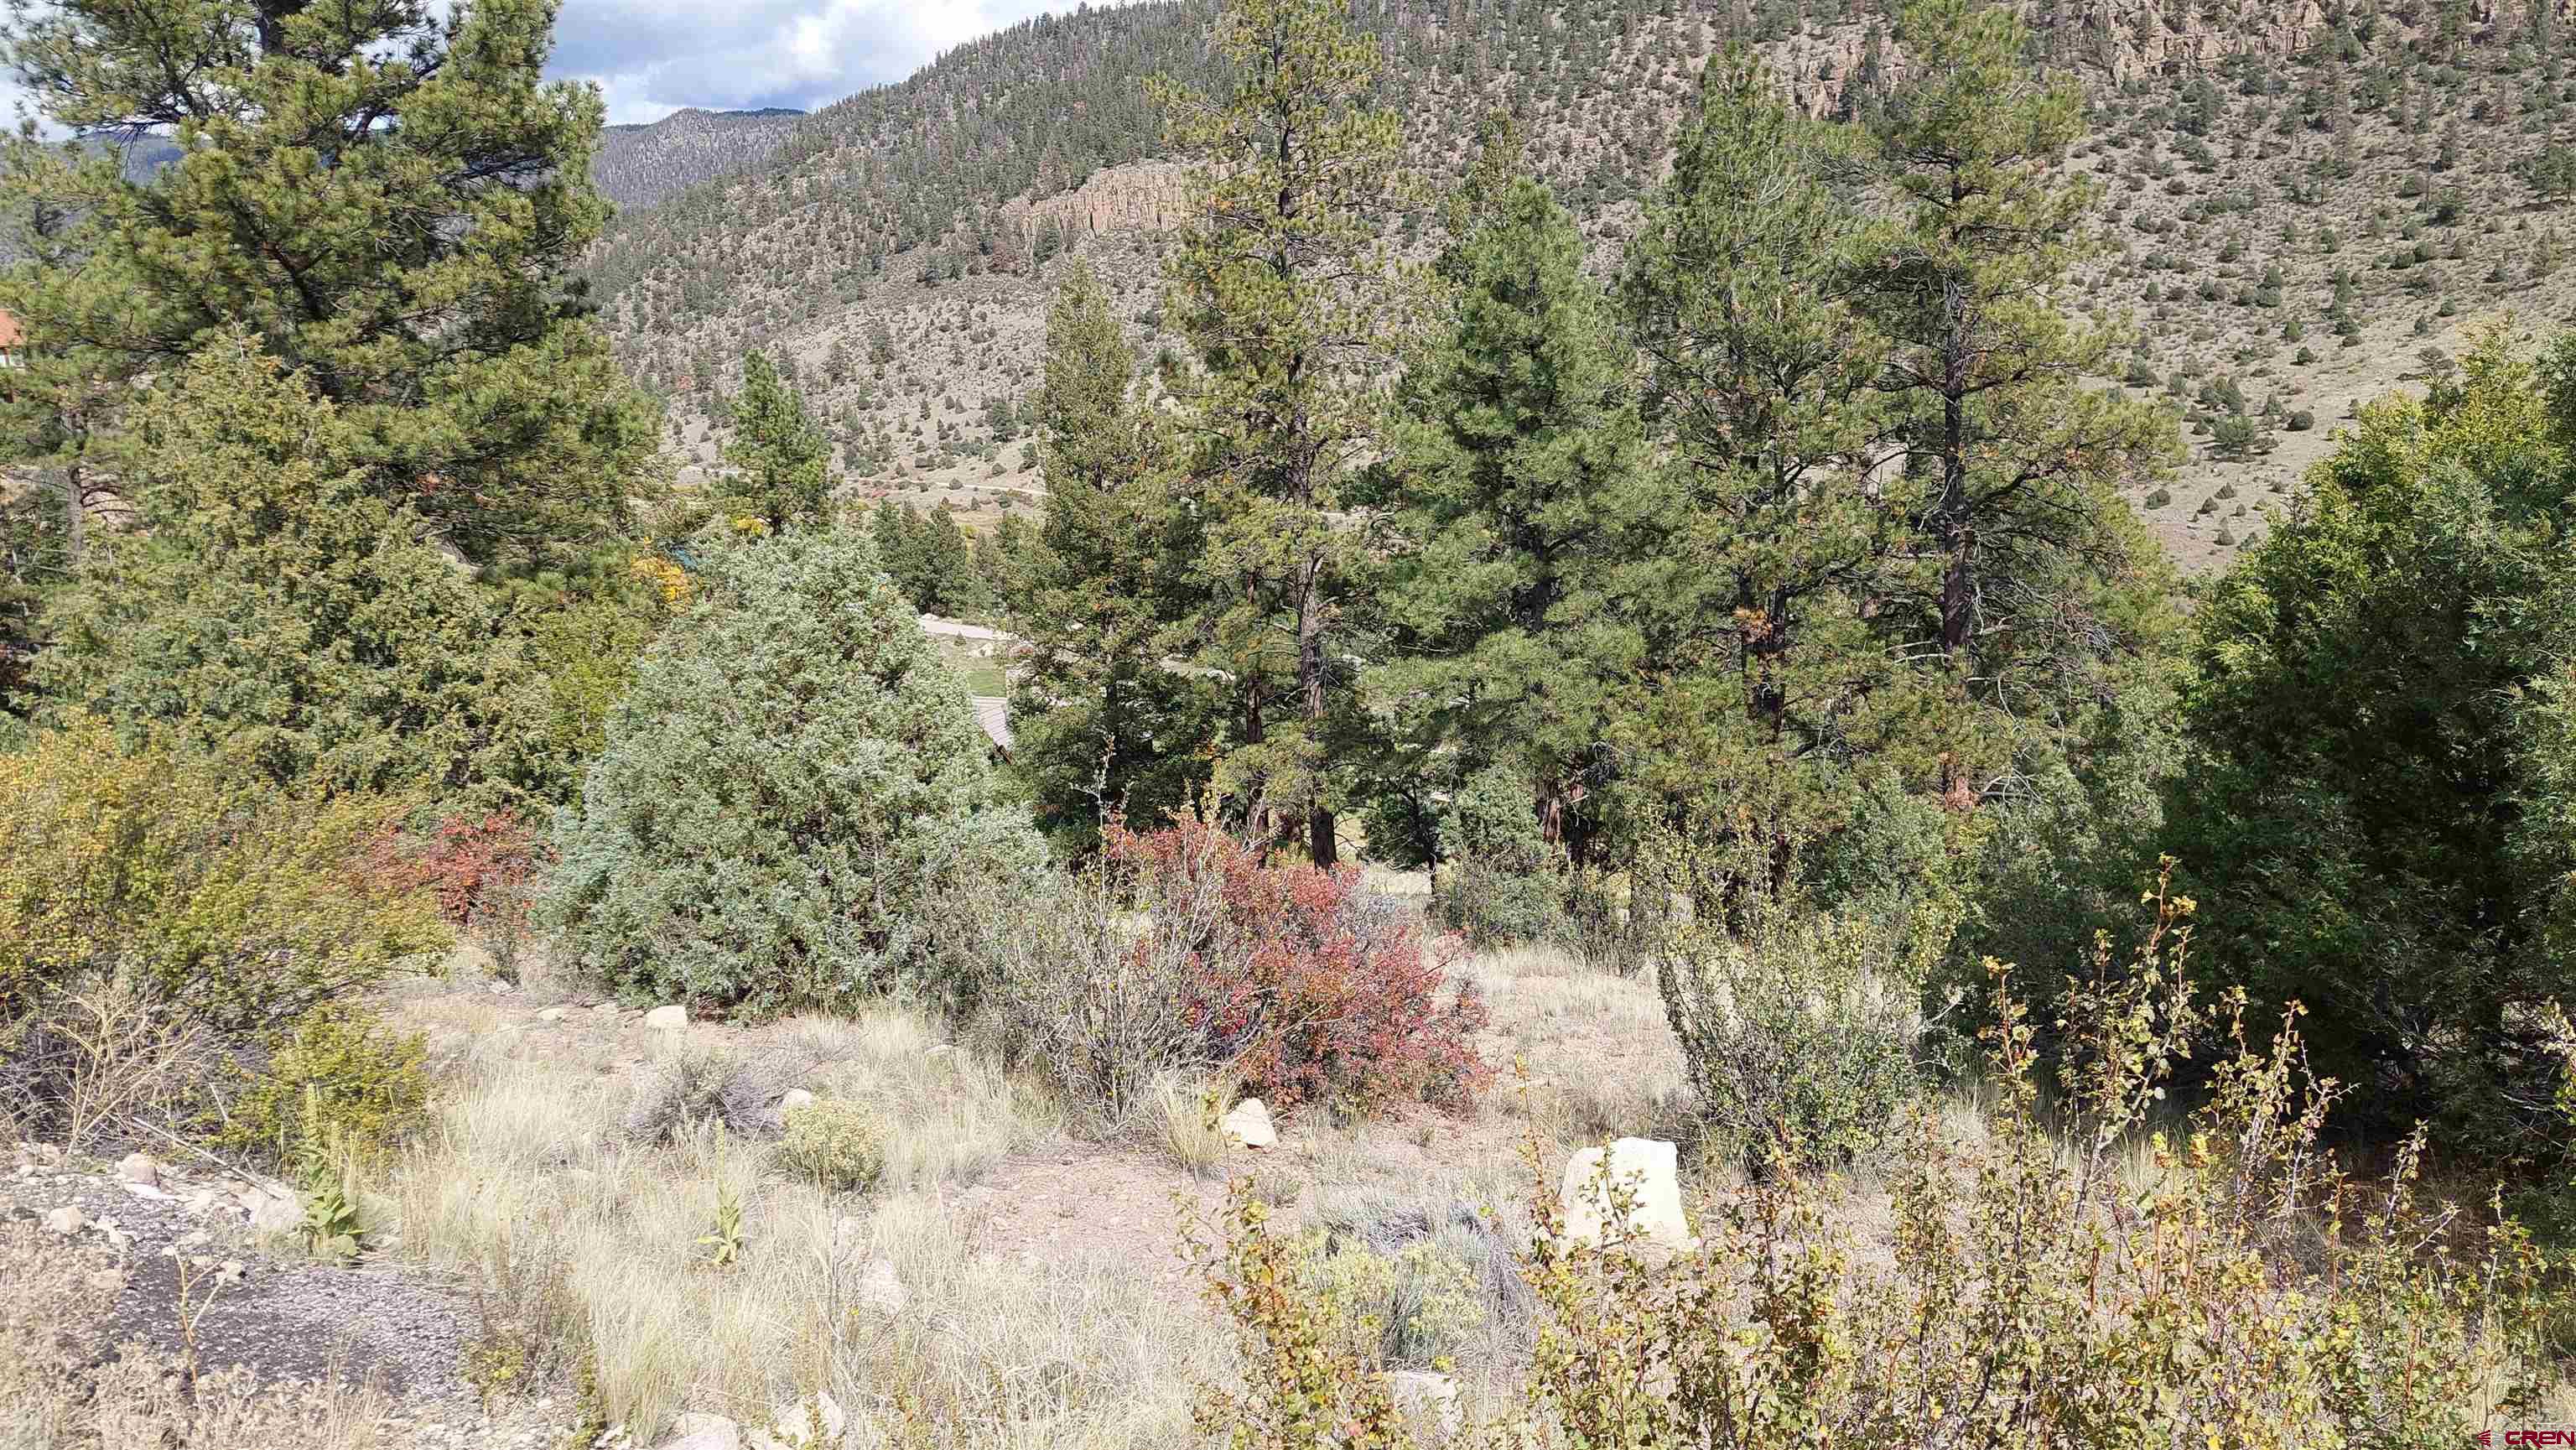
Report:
1012,258,1220,848
0,0,657,562
1371,122,1646,871
1860,0,2179,804
723,353,832,528
1150,0,1411,866
1616,48,1929,888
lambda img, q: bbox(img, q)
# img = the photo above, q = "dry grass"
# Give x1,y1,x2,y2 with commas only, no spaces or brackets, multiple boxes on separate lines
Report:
380,997,1219,1446
0,1221,392,1450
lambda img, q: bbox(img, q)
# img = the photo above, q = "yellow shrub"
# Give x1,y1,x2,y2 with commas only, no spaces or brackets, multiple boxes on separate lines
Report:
0,728,448,1029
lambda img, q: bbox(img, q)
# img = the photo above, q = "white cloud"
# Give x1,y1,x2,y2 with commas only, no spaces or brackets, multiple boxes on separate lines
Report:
550,0,1083,125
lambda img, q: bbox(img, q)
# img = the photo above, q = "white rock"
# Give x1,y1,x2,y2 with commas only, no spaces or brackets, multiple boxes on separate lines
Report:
1559,1138,1693,1253
657,1413,740,1450
215,1259,247,1285
644,1005,688,1032
41,1206,84,1235
116,1151,159,1187
86,1267,128,1293
1219,1098,1276,1148
776,1089,816,1113
1387,1369,1462,1437
244,1188,304,1236
538,1006,571,1023
181,1187,221,1216
766,1391,845,1448
855,1257,906,1315
123,1182,174,1202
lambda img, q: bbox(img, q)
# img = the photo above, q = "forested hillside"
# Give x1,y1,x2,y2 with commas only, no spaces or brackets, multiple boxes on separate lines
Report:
594,107,807,210
590,0,2576,570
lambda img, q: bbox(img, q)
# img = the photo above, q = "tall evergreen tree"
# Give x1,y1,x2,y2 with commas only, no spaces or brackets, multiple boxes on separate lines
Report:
0,0,655,562
723,352,832,528
1617,49,1929,889
1012,258,1219,848
1860,0,2178,807
1151,0,1410,865
1371,127,1646,870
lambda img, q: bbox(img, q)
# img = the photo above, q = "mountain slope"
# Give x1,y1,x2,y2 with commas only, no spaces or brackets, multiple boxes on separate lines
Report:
588,0,2576,572
595,107,808,211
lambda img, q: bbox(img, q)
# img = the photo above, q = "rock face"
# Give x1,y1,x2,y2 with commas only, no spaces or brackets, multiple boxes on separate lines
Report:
1219,1098,1276,1149
1559,1138,1693,1252
645,1004,689,1032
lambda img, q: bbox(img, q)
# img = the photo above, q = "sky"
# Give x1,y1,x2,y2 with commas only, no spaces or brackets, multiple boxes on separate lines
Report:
550,0,1079,126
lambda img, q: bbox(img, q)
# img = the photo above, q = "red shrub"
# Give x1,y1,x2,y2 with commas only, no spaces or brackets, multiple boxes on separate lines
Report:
366,810,548,940
1105,820,1490,1115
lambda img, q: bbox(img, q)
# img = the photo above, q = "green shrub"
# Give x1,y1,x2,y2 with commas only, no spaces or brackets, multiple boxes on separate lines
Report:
210,999,428,1165
778,1099,887,1191
542,523,1045,1014
29,346,558,801
1657,891,1923,1173
1431,767,1568,948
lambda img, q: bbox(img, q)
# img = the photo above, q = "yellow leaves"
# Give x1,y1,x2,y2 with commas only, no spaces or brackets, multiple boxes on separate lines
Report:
628,552,693,605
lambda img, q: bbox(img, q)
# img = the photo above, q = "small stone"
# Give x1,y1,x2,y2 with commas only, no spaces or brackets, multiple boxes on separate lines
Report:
215,1260,247,1285
41,1206,83,1235
244,1188,304,1236
181,1188,221,1216
115,1151,159,1188
776,1088,816,1113
1387,1370,1462,1437
123,1182,174,1202
657,1413,740,1450
855,1257,906,1315
766,1391,846,1448
538,1006,570,1023
644,1005,688,1032
1220,1098,1276,1148
86,1268,128,1293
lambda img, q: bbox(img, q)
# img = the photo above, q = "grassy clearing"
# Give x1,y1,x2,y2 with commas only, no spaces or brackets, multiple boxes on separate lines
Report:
379,998,1224,1446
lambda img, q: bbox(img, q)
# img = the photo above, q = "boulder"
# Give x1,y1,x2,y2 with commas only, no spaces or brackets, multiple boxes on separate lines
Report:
1220,1098,1276,1148
658,1413,740,1450
115,1151,159,1188
1387,1369,1462,1437
41,1205,83,1235
855,1257,906,1315
645,1005,689,1032
1559,1138,1692,1252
